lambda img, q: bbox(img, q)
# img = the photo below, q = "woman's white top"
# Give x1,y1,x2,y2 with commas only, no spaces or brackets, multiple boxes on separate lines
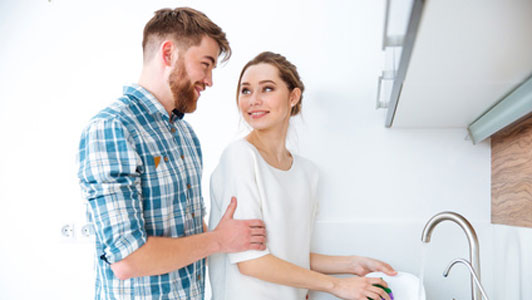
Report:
208,139,319,300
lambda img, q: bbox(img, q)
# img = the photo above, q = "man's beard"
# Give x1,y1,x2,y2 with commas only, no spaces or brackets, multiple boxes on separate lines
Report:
168,59,199,114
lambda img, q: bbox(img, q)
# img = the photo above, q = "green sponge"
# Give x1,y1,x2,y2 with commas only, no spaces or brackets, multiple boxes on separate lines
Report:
367,283,393,300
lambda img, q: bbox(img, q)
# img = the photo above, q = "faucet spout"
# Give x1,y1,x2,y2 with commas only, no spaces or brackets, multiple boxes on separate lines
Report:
421,211,481,300
443,258,490,300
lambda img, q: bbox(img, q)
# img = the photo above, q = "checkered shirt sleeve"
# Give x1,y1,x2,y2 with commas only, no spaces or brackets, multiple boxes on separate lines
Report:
78,117,147,264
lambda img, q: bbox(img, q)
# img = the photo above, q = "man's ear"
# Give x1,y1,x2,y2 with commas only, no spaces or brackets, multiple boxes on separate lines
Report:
160,40,176,67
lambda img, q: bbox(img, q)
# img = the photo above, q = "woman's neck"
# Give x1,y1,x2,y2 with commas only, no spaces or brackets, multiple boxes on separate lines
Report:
246,127,292,170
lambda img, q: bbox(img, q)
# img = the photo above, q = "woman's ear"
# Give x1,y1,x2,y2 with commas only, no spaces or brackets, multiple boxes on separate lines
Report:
290,88,302,107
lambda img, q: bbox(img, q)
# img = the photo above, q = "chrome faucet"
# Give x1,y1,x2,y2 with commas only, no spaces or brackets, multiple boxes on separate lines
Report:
421,211,481,300
443,258,490,300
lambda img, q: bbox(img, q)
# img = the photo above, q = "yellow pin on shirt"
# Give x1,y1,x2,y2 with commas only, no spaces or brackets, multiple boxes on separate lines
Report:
153,156,161,169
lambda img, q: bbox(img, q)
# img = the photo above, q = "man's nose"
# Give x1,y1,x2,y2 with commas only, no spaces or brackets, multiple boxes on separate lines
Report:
203,70,213,87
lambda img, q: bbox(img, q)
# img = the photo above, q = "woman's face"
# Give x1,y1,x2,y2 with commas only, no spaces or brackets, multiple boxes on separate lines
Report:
238,63,299,131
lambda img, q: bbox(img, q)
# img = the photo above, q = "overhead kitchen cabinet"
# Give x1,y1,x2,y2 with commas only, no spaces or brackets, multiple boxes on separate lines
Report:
378,0,532,135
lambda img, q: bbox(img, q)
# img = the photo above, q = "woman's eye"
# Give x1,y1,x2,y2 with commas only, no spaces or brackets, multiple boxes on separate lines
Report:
241,88,251,94
201,62,210,68
263,86,274,92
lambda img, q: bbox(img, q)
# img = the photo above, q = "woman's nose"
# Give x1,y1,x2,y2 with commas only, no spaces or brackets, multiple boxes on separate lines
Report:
249,92,262,106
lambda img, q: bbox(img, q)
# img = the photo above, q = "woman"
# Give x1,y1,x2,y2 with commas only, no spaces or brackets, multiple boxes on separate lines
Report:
208,52,396,300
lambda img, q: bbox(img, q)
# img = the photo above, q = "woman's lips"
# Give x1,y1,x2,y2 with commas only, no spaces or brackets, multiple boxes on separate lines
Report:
248,111,268,119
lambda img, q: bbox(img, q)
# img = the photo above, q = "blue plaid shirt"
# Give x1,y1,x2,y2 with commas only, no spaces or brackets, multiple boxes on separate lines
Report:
78,84,206,299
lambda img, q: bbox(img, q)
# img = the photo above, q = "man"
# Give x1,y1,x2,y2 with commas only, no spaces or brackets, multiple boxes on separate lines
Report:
78,7,266,299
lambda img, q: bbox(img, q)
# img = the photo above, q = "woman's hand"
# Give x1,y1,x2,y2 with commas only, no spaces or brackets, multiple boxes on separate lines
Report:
350,256,397,277
330,276,392,300
236,254,395,300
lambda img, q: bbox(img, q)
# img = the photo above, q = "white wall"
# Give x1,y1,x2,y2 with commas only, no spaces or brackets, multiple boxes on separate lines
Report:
0,1,530,299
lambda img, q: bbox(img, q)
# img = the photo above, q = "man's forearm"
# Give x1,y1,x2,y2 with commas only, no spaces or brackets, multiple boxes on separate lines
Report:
110,198,267,280
111,232,221,280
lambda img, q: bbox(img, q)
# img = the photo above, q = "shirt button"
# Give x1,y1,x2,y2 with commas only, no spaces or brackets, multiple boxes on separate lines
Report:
197,274,201,280
180,154,184,159
187,183,191,189
171,128,176,133
164,156,169,162
191,212,195,218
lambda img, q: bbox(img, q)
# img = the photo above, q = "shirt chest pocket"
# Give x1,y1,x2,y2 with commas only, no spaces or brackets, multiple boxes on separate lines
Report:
141,153,188,199
145,152,185,176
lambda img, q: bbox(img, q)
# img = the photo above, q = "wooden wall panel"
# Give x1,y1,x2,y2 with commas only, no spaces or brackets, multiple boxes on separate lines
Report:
491,113,532,228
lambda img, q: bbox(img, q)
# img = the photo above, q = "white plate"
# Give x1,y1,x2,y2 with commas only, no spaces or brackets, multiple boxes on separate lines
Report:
365,271,426,300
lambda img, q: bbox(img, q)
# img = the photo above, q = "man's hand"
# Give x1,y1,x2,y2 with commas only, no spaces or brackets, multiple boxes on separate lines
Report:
330,276,392,300
351,256,397,277
214,197,266,253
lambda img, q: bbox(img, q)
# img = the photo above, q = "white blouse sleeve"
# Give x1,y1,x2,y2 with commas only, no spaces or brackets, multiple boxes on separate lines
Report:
210,142,270,264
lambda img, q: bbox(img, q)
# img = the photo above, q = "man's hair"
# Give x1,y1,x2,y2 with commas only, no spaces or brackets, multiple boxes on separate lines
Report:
142,7,231,63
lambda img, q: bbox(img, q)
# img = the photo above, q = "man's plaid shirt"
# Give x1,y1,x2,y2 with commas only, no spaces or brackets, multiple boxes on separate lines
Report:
78,84,206,299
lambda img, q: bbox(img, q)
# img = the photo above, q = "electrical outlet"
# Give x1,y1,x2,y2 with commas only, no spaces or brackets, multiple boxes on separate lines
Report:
60,223,76,242
78,223,95,243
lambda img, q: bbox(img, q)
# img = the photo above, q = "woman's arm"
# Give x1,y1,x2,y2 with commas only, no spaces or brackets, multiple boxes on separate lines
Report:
237,254,392,300
310,253,397,276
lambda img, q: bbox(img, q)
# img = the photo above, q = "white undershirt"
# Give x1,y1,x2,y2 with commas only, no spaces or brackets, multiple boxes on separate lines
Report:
208,139,319,300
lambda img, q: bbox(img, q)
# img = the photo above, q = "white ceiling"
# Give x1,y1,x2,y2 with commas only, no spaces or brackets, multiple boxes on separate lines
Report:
392,0,532,128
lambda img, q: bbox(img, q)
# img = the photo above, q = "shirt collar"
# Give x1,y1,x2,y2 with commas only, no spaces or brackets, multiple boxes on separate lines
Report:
123,84,185,122
171,109,185,122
